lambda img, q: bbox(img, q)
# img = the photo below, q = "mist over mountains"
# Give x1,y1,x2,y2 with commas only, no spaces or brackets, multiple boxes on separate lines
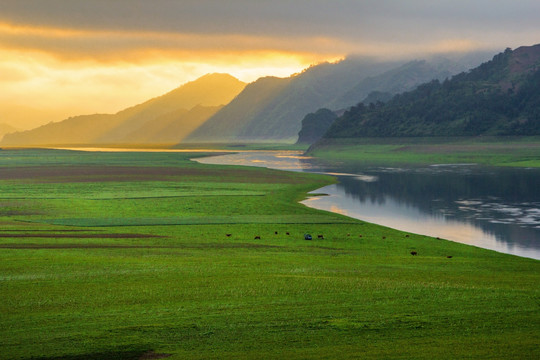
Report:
185,54,489,143
0,123,18,140
319,44,540,140
1,50,500,147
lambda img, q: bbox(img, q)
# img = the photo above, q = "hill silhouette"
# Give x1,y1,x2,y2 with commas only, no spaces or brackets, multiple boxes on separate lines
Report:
184,76,293,142
122,105,223,144
1,73,245,146
0,123,18,141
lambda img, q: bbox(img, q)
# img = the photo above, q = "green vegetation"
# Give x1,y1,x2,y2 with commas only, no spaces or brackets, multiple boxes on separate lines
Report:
324,45,540,139
308,137,540,167
1,148,539,359
329,59,459,110
296,108,337,145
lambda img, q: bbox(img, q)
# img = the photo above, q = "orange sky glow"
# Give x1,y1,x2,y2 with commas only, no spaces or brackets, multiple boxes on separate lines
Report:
1,0,539,130
0,21,342,129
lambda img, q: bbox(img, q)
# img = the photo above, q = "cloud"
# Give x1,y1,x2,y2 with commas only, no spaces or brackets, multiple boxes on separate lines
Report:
0,21,350,68
1,1,539,42
0,46,322,129
0,62,34,82
1,1,539,65
1,0,539,129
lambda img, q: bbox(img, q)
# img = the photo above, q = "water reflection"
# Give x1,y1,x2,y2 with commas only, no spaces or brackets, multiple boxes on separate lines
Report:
195,151,318,171
195,151,540,259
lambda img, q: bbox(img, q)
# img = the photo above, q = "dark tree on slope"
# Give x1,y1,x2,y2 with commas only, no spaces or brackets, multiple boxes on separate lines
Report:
296,108,338,144
362,91,393,105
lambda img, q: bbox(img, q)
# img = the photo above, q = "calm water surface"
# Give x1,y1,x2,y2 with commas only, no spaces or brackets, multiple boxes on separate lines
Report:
196,151,540,260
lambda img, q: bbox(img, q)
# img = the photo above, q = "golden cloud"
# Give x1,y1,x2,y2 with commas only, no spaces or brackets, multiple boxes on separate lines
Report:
0,20,500,66
0,21,347,64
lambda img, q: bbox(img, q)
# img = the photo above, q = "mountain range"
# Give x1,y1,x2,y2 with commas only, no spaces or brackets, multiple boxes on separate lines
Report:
0,123,18,140
320,44,540,140
1,74,245,146
1,51,493,146
185,55,487,143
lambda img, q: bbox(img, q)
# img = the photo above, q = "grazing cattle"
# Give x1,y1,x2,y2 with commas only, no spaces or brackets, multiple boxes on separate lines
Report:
382,236,386,239
347,233,350,237
447,255,453,258
410,251,418,256
226,234,232,237
304,234,312,240
436,237,441,240
405,235,410,238
359,235,363,238
317,234,324,239
254,236,261,240
275,231,278,235
286,232,290,235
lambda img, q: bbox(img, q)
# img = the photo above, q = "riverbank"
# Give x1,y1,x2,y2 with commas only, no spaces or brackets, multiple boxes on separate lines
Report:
307,136,540,167
1,148,539,359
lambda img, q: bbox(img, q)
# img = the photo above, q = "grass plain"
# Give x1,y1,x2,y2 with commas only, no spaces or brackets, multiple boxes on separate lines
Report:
308,136,540,167
0,148,539,359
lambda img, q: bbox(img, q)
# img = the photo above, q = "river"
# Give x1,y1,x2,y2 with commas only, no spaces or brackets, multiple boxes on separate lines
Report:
195,150,540,260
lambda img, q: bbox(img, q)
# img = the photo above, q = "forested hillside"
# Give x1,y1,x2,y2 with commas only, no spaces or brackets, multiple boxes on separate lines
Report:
296,109,338,144
184,56,478,142
324,45,540,138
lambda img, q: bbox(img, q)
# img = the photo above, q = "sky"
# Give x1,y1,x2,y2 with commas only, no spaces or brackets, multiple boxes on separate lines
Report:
1,0,539,130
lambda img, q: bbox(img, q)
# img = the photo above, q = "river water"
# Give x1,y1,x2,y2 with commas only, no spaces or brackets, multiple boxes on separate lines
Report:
196,150,540,260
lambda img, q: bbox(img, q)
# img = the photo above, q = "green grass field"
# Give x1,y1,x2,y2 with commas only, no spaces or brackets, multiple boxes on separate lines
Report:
1,148,539,359
308,136,540,167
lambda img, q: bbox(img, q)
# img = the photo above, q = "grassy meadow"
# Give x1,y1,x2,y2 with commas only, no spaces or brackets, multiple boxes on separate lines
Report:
0,148,539,359
308,136,540,167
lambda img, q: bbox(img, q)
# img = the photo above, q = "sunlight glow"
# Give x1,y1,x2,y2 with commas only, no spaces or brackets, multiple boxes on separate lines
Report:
0,12,532,130
0,21,343,129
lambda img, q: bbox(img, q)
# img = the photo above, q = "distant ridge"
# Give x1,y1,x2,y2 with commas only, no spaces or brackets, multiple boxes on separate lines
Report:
1,73,246,146
0,123,18,141
121,105,223,144
184,76,293,142
184,55,487,143
320,44,540,140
